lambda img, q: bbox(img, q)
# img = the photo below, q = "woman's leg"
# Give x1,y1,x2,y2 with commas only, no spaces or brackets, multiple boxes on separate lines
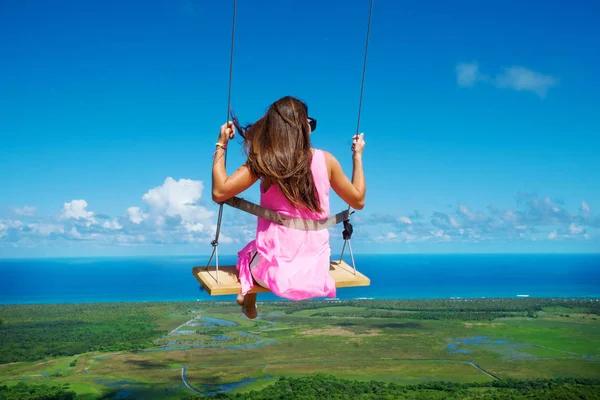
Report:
239,251,262,318
242,293,257,319
236,251,259,306
237,251,260,314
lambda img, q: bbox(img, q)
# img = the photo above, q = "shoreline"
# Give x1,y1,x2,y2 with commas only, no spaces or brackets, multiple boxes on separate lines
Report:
1,295,599,307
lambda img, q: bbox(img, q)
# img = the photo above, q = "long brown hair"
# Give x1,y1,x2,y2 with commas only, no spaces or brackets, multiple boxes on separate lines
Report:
232,96,323,213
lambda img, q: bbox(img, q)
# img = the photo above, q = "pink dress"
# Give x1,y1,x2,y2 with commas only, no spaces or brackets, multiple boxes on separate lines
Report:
236,149,336,301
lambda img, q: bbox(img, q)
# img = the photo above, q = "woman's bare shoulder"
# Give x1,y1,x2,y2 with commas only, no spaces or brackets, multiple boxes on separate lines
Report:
321,150,342,167
320,150,341,181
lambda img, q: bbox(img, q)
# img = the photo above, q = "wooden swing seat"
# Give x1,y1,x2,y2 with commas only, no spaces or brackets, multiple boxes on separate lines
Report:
192,260,370,296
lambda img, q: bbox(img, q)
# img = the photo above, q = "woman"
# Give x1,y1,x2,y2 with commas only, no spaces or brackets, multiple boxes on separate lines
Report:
212,96,366,318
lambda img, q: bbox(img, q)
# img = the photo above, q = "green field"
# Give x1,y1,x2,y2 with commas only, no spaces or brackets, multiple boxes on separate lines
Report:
1,298,599,399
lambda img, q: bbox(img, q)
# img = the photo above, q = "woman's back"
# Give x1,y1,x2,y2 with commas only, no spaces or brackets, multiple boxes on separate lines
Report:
259,148,330,220
237,148,336,301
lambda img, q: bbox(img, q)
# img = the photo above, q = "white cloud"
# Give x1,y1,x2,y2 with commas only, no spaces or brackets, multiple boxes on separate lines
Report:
61,200,97,226
374,231,398,243
432,230,452,242
240,227,256,243
373,231,425,244
0,176,250,249
569,223,584,235
5,220,23,229
127,207,148,224
456,63,486,87
184,223,204,233
449,215,460,228
208,224,235,244
68,227,83,239
397,216,412,225
14,206,37,216
456,62,558,98
458,204,475,220
102,219,123,230
105,177,238,246
115,233,146,245
581,201,591,216
141,177,213,230
30,223,65,236
363,193,598,245
494,66,559,98
431,212,461,230
502,209,517,223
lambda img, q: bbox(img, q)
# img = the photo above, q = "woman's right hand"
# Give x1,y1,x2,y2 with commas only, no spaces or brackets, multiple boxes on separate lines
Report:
352,133,365,155
218,121,235,146
325,132,366,210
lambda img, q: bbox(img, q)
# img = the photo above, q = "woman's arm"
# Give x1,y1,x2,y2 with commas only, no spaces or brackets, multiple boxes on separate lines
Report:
324,133,366,210
212,122,259,203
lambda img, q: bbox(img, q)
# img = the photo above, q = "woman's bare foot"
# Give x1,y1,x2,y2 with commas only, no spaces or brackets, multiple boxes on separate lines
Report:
242,293,258,319
236,294,244,306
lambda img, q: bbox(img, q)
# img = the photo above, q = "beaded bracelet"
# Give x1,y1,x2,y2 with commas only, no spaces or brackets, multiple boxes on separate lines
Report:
213,142,227,158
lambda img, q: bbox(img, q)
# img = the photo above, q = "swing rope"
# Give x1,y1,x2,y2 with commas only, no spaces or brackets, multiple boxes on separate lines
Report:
341,0,374,274
207,0,237,283
356,0,374,137
208,0,374,282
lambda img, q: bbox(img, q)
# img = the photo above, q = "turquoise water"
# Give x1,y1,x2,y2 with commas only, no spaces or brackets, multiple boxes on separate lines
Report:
0,253,598,304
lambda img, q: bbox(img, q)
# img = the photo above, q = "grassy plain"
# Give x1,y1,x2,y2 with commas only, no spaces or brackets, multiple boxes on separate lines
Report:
1,298,599,398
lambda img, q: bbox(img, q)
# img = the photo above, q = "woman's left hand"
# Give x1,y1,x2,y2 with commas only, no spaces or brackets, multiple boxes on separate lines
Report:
218,121,235,145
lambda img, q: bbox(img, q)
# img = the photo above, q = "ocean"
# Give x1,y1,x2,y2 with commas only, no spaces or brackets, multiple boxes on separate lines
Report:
0,253,598,305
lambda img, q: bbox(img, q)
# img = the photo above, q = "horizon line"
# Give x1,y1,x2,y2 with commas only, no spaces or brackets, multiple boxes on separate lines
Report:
1,251,599,261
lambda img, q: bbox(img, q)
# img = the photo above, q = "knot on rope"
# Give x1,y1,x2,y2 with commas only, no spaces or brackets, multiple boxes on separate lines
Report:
342,220,353,240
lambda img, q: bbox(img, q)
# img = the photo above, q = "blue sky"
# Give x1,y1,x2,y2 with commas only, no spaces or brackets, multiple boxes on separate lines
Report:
1,0,599,258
